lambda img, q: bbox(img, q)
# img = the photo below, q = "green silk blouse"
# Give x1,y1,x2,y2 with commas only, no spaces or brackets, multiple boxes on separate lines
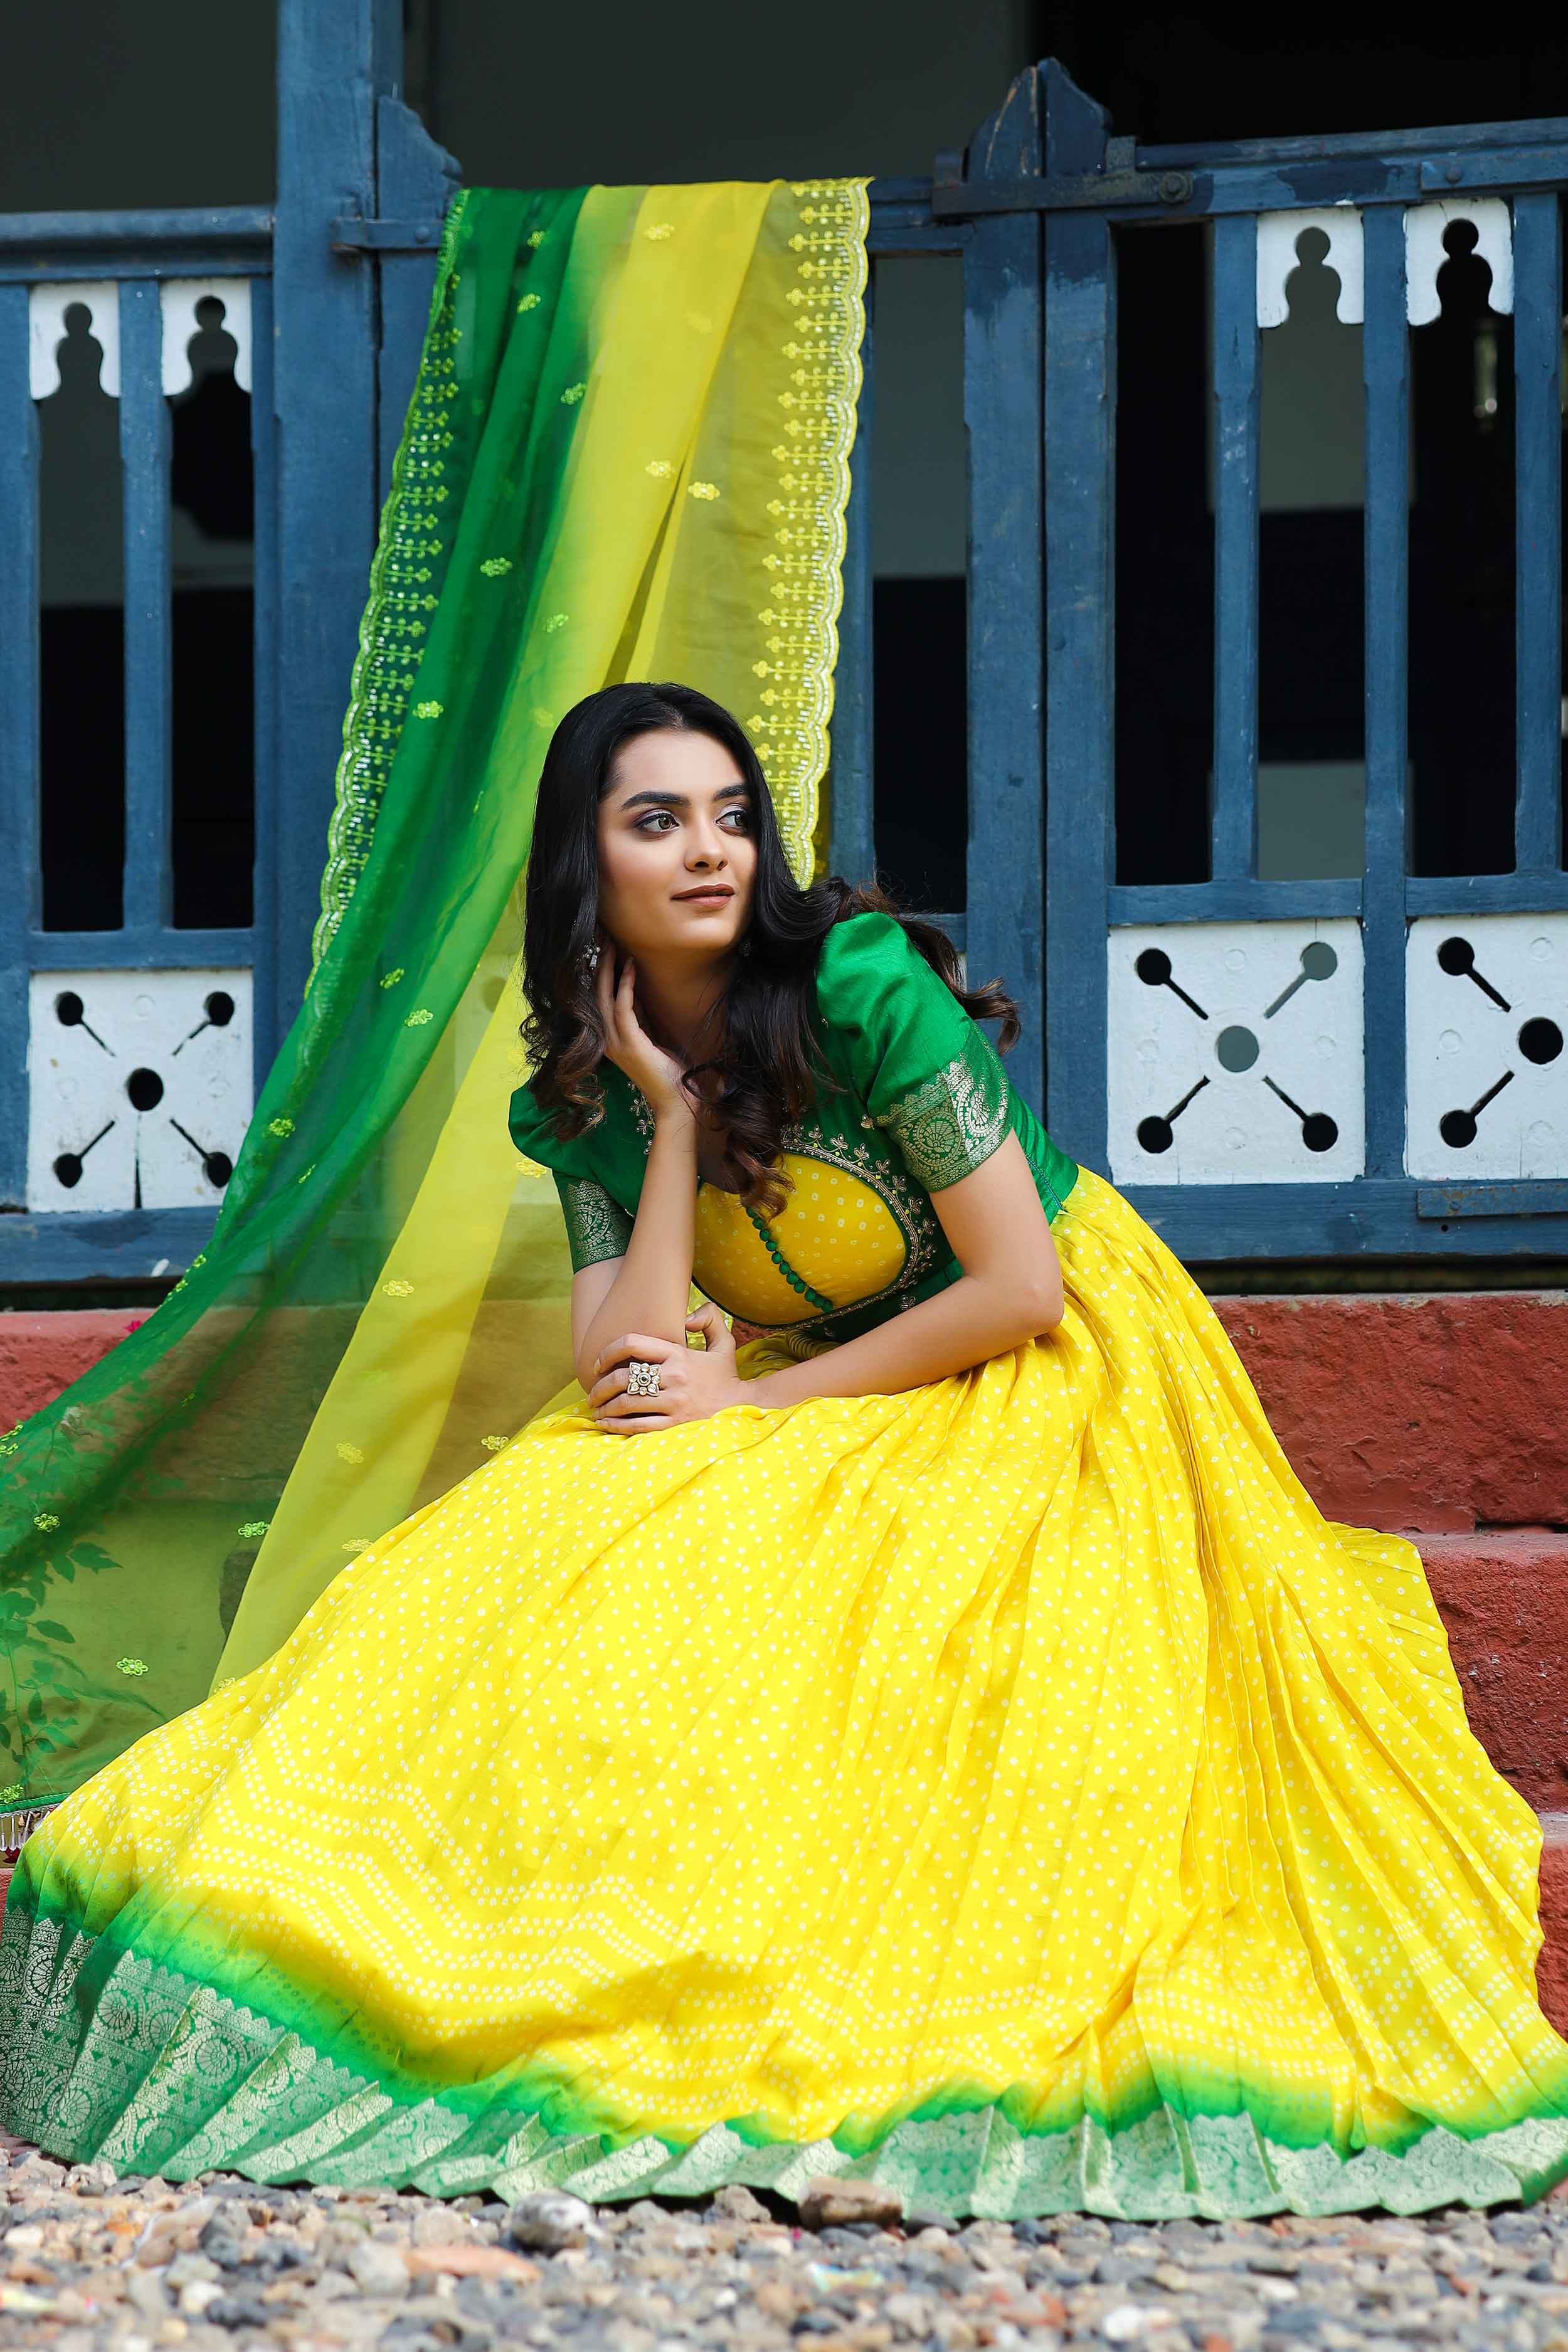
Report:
507,911,1079,1348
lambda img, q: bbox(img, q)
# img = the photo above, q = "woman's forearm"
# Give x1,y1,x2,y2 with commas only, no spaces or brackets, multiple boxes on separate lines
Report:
575,1111,697,1382
744,1267,1060,1410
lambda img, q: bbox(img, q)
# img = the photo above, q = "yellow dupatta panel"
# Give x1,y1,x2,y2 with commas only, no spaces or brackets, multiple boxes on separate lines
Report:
215,179,868,1683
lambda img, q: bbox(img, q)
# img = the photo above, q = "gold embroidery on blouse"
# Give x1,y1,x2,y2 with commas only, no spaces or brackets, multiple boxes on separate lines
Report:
560,1177,633,1272
628,1087,655,1146
622,1078,946,1335
874,1031,1011,1193
770,1118,946,1330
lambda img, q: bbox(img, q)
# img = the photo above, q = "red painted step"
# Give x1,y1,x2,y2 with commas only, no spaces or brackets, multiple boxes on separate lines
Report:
1419,1530,1568,1813
1212,1290,1568,1533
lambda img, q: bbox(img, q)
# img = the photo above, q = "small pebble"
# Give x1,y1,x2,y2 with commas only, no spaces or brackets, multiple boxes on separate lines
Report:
344,2235,412,2293
506,2186,600,2249
798,2173,906,2230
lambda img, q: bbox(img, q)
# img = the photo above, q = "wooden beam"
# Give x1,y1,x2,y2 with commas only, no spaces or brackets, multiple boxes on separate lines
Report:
964,65,1046,1112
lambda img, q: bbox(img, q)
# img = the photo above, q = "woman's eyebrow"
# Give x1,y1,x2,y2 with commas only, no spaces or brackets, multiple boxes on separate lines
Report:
617,781,749,811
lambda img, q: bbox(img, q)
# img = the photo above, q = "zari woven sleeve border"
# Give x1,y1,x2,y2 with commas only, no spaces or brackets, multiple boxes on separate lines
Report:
815,911,1015,1192
874,1028,1012,1193
557,1177,634,1273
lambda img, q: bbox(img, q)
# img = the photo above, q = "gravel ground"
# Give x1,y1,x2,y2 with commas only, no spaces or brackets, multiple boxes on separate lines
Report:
4,2132,1568,2352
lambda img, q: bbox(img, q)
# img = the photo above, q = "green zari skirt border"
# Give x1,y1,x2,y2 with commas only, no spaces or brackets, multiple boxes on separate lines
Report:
8,1885,1568,2221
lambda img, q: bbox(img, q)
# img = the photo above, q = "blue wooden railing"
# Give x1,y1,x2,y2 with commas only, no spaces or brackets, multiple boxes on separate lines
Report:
0,0,455,1288
0,211,277,1278
833,66,1568,1263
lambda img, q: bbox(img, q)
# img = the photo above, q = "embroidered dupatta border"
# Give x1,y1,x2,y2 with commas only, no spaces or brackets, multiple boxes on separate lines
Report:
312,191,470,974
744,179,869,885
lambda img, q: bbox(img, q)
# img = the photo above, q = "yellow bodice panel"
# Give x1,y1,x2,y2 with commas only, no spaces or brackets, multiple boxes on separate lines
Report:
692,1151,908,1327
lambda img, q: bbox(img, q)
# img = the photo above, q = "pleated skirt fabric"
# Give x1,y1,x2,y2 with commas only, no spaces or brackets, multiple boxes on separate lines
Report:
5,1168,1568,2218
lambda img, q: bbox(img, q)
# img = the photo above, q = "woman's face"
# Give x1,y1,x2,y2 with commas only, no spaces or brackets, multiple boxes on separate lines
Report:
595,726,758,964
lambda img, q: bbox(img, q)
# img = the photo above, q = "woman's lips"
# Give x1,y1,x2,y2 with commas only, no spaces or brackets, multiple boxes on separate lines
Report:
672,888,734,903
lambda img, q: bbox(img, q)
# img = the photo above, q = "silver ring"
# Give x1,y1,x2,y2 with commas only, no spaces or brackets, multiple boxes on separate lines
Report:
625,1359,662,1397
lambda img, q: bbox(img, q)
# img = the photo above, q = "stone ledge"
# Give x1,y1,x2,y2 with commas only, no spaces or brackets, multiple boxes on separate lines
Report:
1214,1290,1568,1531
0,1309,150,1429
1422,1530,1568,1813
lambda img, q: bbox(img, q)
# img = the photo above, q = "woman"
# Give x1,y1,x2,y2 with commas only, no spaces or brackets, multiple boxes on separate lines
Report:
4,681,1568,2221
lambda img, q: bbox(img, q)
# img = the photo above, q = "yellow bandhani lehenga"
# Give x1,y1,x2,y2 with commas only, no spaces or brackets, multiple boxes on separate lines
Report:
4,910,1568,2220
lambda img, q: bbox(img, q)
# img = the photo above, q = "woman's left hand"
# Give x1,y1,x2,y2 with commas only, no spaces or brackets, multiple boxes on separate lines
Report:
588,1303,749,1433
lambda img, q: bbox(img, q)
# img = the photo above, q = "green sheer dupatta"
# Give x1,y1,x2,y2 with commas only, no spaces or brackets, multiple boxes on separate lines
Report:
0,178,868,1826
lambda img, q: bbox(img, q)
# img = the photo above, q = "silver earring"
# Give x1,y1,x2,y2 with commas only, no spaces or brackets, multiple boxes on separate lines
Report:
580,940,601,973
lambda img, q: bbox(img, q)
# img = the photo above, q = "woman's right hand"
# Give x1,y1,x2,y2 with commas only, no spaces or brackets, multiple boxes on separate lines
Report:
596,947,691,1122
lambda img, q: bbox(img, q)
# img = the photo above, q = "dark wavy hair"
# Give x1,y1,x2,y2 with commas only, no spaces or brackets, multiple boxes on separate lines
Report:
520,681,1019,1211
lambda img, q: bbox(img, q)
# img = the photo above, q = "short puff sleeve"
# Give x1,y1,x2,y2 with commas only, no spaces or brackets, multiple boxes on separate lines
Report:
509,1082,633,1274
813,912,1013,1192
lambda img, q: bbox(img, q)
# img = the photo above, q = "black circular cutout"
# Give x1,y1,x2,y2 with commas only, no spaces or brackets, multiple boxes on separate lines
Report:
1440,1108,1478,1148
204,1151,233,1189
204,990,235,1027
1518,1017,1563,1066
1216,1024,1259,1073
1135,949,1172,987
52,1152,83,1189
1301,1113,1338,1153
1437,936,1475,976
1136,1116,1175,1154
55,992,83,1027
1300,941,1338,982
126,1067,164,1111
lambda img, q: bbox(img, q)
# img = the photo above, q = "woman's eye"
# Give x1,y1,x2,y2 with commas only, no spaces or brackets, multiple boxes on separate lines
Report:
719,807,750,830
636,810,677,832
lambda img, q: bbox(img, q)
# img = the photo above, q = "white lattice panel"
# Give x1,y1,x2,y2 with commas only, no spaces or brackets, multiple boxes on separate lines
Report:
1256,208,1364,326
1406,916,1568,1180
160,279,252,395
1404,198,1513,325
27,970,252,1212
29,283,120,400
1108,921,1364,1184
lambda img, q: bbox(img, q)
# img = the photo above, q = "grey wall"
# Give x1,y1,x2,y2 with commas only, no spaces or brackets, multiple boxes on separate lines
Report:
0,5,275,211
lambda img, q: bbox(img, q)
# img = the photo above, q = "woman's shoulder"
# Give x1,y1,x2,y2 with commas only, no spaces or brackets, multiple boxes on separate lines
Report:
508,1078,612,1180
810,909,984,1104
812,908,941,1028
